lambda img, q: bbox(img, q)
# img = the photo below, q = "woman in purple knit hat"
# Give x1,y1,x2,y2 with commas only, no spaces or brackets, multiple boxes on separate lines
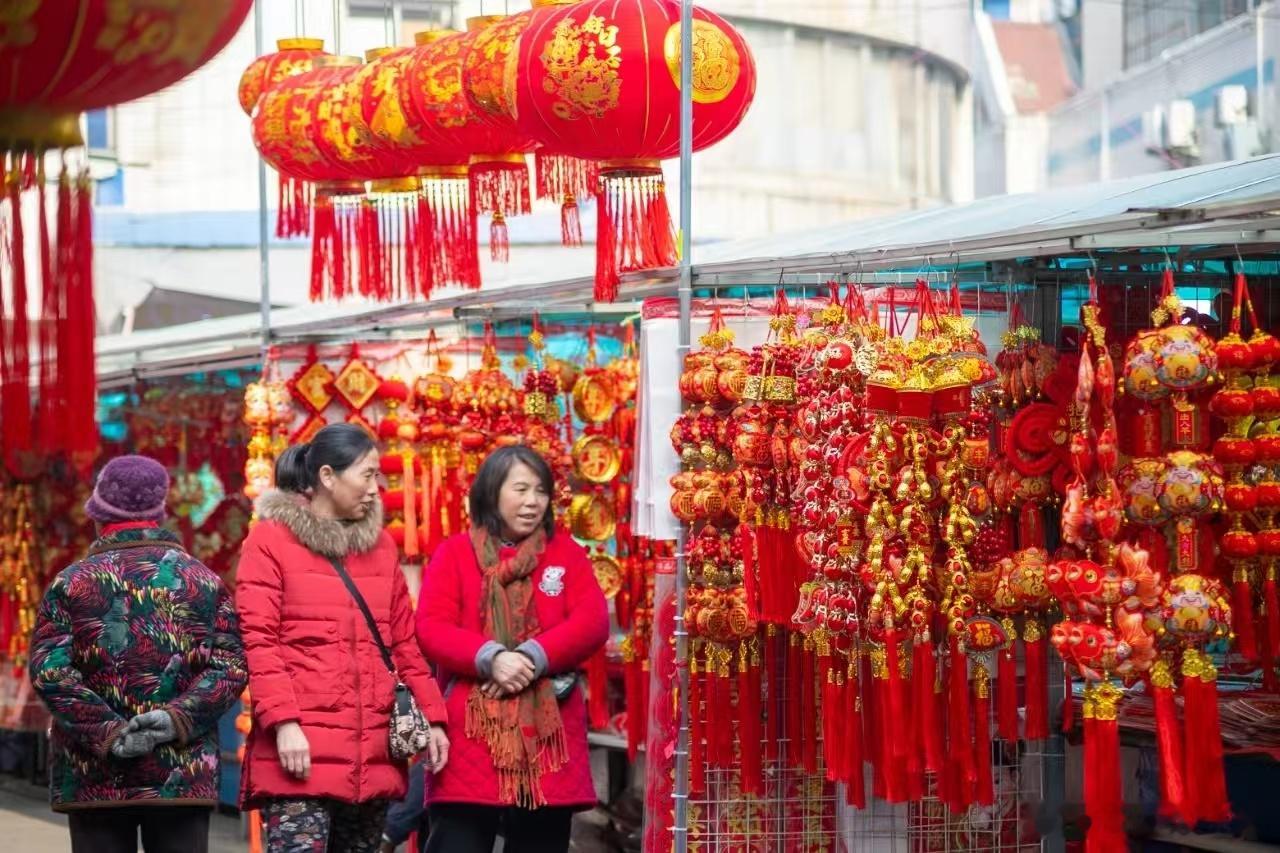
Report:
29,455,248,853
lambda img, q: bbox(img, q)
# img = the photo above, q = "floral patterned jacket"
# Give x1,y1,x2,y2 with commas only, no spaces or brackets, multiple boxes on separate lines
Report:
29,526,247,811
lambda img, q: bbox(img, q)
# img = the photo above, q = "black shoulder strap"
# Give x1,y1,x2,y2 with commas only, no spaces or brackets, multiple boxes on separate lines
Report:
325,556,397,677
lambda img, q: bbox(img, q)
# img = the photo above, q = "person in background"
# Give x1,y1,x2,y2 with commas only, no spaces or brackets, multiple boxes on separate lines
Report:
417,445,610,853
379,759,428,853
29,455,247,853
237,423,450,853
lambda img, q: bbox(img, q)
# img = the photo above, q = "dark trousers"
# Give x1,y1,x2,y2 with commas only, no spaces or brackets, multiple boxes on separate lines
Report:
383,761,428,851
424,803,573,853
68,806,211,853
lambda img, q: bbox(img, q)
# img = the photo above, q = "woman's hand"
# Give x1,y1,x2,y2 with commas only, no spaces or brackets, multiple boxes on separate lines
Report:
424,725,450,773
276,721,311,779
491,650,535,694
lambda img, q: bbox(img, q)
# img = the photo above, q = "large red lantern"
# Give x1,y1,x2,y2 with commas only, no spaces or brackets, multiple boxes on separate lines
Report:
458,0,597,246
0,1,252,477
401,20,536,263
238,37,328,237
510,0,756,299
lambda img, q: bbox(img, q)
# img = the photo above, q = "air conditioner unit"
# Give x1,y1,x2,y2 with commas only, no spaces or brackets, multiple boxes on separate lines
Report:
1166,99,1198,152
1215,84,1250,126
1142,105,1166,150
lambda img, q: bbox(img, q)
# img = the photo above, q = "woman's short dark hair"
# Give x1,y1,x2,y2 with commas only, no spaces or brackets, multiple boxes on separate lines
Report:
469,445,556,539
275,423,377,494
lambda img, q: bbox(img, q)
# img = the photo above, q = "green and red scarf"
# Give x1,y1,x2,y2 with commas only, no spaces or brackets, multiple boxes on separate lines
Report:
466,526,568,808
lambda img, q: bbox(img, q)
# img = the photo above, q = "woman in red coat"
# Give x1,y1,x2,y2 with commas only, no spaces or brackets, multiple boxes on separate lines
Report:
417,445,609,853
236,424,450,853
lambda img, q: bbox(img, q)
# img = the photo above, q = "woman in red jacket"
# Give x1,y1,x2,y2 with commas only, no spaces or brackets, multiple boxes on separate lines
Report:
237,424,450,853
417,445,609,853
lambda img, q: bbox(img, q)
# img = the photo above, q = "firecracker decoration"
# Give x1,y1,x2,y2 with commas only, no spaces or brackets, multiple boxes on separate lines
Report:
238,37,328,237
378,377,426,558
510,0,757,300
0,485,38,677
415,331,466,552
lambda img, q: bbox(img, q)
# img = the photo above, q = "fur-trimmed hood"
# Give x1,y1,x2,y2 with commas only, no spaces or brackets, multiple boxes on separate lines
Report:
255,489,385,559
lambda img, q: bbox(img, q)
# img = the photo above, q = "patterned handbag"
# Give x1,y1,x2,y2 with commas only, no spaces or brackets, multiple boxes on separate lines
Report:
326,557,430,761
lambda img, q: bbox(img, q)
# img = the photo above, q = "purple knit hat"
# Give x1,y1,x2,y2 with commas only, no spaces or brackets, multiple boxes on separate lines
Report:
85,455,170,524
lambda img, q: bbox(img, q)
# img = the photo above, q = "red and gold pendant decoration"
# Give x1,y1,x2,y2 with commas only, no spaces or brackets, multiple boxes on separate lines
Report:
0,485,39,676
242,370,292,501
378,377,426,557
453,323,525,484
414,331,466,553
509,0,756,300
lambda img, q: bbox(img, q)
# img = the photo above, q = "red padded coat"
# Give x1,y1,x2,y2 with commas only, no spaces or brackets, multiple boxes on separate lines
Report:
416,531,609,808
236,491,447,809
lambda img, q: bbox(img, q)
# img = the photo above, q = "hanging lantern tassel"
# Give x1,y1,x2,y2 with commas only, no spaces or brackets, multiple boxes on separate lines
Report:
535,151,596,248
714,644,735,767
786,632,804,769
35,159,59,455
997,620,1020,742
1264,563,1280,692
3,157,33,476
1233,567,1259,663
594,167,677,303
586,647,610,732
845,653,866,808
421,168,481,290
623,636,643,760
490,211,510,264
738,639,763,795
1083,683,1127,853
1018,501,1045,550
1181,649,1231,825
973,664,995,806
801,635,819,774
68,168,98,470
880,633,908,803
1024,619,1050,740
863,645,884,800
1150,660,1187,824
277,175,312,238
401,456,419,559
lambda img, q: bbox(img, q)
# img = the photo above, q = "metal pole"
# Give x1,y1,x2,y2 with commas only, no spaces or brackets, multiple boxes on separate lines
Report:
254,0,271,354
672,1,694,852
333,0,342,55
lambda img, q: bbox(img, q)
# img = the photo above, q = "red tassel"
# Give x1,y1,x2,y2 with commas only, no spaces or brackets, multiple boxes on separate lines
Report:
973,667,995,806
35,159,59,455
1018,502,1045,550
880,634,907,803
69,170,97,469
1150,661,1187,823
997,631,1020,742
822,653,838,781
739,643,763,795
560,197,583,247
689,649,705,796
535,152,597,202
916,641,944,773
1263,567,1280,692
626,650,643,760
863,648,884,800
845,655,866,808
786,633,803,769
763,627,780,763
4,158,33,476
470,158,531,218
801,638,818,774
1023,623,1049,740
1182,651,1230,824
1233,569,1259,663
739,524,759,623
1083,683,1127,853
594,181,619,303
276,175,311,237
946,642,973,812
594,171,677,303
489,212,510,264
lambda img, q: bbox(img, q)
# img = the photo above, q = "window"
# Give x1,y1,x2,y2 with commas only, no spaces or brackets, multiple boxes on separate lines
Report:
84,108,113,154
349,0,452,33
96,169,124,207
1123,0,1250,69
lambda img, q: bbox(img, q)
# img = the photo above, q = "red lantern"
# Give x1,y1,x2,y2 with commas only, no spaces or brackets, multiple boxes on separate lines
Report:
1224,483,1258,513
0,1,252,476
458,0,597,246
1212,436,1256,467
1208,387,1254,419
1222,529,1260,560
401,21,535,263
239,37,328,237
511,0,757,299
1255,384,1280,419
359,35,481,290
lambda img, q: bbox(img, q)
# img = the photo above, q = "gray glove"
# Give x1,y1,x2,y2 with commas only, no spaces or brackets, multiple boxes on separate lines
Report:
111,729,158,759
128,710,177,745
